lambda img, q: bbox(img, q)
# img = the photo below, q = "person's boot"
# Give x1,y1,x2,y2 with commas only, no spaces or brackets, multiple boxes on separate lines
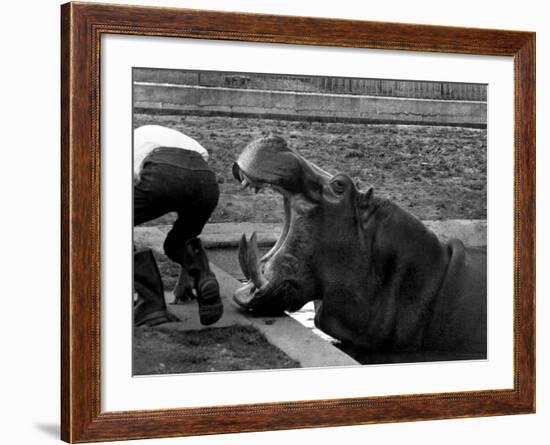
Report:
134,248,179,326
183,238,223,325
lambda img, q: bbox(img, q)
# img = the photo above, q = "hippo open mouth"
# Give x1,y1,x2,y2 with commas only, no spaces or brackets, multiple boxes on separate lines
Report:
231,135,487,357
232,135,331,315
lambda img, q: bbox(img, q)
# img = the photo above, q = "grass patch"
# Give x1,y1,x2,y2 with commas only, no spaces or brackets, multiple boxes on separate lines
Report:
133,325,300,375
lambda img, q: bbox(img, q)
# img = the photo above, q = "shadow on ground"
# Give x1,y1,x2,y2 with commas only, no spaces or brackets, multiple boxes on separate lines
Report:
33,423,59,439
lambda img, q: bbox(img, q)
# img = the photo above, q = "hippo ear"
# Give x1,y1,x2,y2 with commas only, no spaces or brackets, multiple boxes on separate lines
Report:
358,187,374,209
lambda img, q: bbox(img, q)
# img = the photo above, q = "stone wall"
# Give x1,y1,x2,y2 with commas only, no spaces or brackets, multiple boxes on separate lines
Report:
134,82,487,127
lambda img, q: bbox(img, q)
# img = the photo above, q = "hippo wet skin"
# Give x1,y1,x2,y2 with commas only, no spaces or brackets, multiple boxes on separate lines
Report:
232,136,487,362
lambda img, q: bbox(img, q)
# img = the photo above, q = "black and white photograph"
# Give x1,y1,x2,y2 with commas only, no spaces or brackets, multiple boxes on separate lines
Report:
132,68,488,375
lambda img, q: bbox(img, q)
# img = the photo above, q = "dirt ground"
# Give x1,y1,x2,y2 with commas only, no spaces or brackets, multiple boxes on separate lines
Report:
133,325,299,375
134,114,487,227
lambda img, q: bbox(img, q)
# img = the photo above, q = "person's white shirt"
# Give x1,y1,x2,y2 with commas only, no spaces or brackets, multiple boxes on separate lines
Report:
134,125,209,180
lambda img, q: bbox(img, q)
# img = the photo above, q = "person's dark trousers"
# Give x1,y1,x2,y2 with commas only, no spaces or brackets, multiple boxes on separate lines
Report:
134,147,222,325
134,147,220,257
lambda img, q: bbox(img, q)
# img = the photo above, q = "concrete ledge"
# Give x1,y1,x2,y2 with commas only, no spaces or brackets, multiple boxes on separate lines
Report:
134,82,487,127
136,219,486,251
423,220,487,246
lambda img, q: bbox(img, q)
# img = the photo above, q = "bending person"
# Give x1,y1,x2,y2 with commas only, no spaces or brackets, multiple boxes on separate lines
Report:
133,124,223,326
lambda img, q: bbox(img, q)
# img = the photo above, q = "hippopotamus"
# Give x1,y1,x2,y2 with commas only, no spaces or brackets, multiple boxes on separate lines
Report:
232,135,487,360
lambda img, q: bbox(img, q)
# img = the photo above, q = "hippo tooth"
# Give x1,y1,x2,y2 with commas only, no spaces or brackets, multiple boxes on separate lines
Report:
238,234,251,280
241,178,250,190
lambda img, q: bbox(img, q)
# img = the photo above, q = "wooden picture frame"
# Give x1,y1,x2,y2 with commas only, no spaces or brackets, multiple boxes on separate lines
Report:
61,2,535,442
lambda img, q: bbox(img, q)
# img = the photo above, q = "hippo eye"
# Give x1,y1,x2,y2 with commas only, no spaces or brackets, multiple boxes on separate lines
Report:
331,178,346,194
